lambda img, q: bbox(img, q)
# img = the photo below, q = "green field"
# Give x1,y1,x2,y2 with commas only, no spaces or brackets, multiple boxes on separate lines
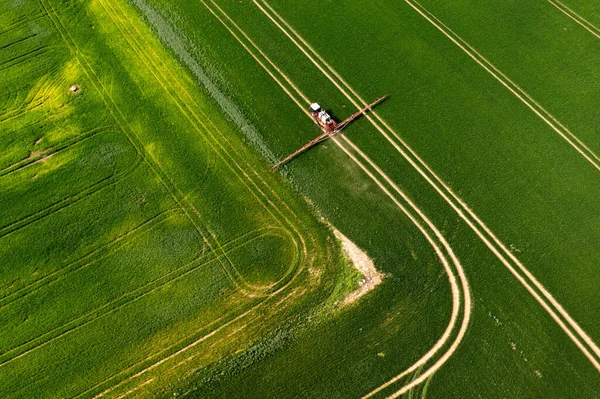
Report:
2,0,600,398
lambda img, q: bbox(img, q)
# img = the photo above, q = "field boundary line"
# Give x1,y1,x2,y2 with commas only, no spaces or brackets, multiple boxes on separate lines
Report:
254,0,600,372
201,2,470,395
109,0,305,229
95,267,357,399
547,0,600,39
95,0,251,294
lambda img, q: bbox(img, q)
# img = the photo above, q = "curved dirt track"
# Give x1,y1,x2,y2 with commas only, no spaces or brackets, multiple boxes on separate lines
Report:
255,0,600,374
202,1,472,396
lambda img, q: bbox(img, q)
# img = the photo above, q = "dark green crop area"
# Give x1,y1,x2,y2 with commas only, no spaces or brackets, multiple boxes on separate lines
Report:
124,0,600,398
3,0,600,398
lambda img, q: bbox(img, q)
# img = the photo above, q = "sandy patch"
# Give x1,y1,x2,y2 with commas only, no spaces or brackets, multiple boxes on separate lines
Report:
333,229,383,304
26,150,44,160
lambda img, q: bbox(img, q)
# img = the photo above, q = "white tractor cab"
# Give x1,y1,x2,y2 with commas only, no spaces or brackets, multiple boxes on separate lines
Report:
309,103,336,132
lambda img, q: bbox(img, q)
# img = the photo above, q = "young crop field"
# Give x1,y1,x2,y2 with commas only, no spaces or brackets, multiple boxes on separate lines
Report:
2,0,600,398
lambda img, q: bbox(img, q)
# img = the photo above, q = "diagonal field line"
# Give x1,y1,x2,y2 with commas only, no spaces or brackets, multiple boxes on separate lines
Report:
403,0,600,361
201,0,471,395
335,136,470,399
405,0,600,171
547,0,600,40
253,0,600,376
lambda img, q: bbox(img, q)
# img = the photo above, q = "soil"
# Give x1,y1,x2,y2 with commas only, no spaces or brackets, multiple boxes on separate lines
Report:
333,229,383,304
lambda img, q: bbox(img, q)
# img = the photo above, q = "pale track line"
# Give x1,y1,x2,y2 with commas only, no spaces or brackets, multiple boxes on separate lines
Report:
0,210,176,309
34,2,318,397
116,0,313,245
46,0,264,298
37,5,281,397
112,0,316,294
103,0,308,296
334,136,470,398
112,378,154,399
0,125,110,176
92,0,256,296
0,226,274,367
405,0,600,171
89,304,255,399
201,1,470,395
256,0,600,372
547,0,600,39
94,278,313,398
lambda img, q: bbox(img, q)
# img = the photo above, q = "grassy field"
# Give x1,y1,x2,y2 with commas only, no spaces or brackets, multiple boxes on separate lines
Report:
3,0,600,398
0,0,359,397
127,0,600,398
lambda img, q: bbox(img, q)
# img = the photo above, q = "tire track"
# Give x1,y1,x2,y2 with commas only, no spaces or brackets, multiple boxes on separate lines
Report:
37,0,245,297
0,33,39,51
0,125,109,177
117,0,308,232
88,279,327,399
0,100,44,125
334,137,471,398
0,12,47,37
0,75,49,122
0,144,142,240
200,1,470,396
32,1,330,397
122,0,322,299
257,0,600,372
0,46,48,72
76,302,255,399
547,0,600,40
0,223,276,367
96,0,273,296
0,210,177,309
95,0,307,296
404,0,600,172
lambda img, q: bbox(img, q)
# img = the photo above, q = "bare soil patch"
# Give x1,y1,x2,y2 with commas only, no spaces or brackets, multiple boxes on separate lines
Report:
334,229,383,304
